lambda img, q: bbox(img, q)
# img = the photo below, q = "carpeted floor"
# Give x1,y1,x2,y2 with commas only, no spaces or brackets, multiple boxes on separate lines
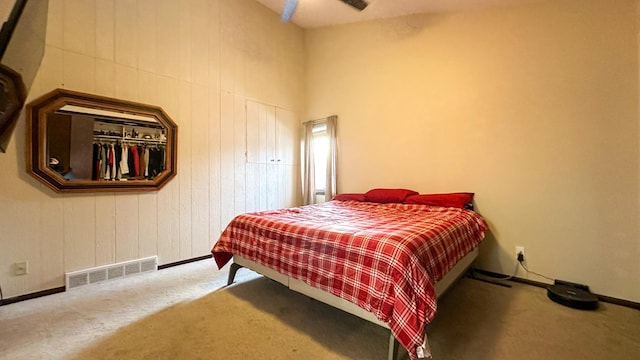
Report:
1,258,638,360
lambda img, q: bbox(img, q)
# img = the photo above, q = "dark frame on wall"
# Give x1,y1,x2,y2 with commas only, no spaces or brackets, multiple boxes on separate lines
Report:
26,88,178,193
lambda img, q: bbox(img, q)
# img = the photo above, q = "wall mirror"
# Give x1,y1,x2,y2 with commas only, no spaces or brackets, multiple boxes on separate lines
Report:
26,88,177,193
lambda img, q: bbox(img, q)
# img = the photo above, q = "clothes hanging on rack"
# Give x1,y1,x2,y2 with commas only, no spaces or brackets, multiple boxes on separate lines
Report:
92,139,166,181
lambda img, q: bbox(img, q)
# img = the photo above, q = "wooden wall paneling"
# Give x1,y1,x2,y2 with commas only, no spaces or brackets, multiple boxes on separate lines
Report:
245,101,264,212
246,100,260,164
35,46,63,95
242,4,261,102
224,0,247,97
114,64,138,103
265,105,276,164
220,91,235,228
234,95,247,217
190,0,209,87
178,0,192,83
63,0,96,58
114,195,139,263
178,81,193,259
278,165,292,209
40,195,64,289
156,75,180,138
134,52,161,237
156,76,181,264
115,0,138,69
191,86,210,177
95,59,116,98
280,166,290,208
0,156,25,295
207,0,221,89
168,180,181,261
138,193,158,258
137,0,158,75
244,50,260,101
232,35,246,98
294,165,302,206
137,71,158,106
245,100,263,211
46,0,63,48
156,0,180,79
218,3,234,95
209,88,222,240
258,104,272,164
245,163,258,213
1,208,25,295
276,107,299,166
95,0,115,62
157,180,177,264
266,163,279,210
63,196,96,272
21,194,42,294
257,102,269,163
94,195,116,266
258,163,268,211
62,51,95,94
191,84,211,255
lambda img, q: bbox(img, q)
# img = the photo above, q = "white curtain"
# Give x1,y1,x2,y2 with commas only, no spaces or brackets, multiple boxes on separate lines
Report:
302,121,316,205
301,115,337,205
324,115,337,201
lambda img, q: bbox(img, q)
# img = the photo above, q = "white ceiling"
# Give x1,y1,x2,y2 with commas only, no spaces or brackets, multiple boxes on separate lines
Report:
254,0,545,28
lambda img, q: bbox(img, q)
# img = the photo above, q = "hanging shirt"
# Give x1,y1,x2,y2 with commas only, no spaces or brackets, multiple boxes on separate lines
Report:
120,143,129,175
143,146,150,178
108,144,115,180
130,145,140,177
101,144,108,180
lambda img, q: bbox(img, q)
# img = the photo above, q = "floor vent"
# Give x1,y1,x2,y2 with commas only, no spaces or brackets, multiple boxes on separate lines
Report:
65,256,158,290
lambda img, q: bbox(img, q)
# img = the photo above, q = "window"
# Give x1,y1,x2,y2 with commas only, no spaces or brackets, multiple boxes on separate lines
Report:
302,116,337,205
312,123,328,202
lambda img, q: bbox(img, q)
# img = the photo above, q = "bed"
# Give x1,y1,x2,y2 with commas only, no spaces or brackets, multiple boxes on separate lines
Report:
212,192,487,360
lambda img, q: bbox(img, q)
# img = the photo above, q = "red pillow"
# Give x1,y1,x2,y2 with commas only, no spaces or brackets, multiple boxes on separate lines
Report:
404,193,475,208
364,188,418,203
332,193,366,201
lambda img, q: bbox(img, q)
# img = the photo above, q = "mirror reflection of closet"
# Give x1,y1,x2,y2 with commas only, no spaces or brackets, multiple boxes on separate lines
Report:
26,88,177,193
48,106,167,181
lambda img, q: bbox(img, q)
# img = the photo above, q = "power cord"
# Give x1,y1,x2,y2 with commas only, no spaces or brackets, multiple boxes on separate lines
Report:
470,250,555,287
517,256,554,282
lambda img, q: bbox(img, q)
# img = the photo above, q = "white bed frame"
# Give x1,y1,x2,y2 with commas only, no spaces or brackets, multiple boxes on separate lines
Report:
226,247,478,360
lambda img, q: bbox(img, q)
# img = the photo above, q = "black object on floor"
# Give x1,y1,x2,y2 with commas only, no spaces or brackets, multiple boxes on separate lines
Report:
547,279,598,310
468,269,512,288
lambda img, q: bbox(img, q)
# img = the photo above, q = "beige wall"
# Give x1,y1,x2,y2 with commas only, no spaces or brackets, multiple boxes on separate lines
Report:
0,0,304,298
305,0,639,302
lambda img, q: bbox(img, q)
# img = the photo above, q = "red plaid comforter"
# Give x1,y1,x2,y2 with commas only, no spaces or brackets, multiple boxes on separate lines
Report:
212,200,487,359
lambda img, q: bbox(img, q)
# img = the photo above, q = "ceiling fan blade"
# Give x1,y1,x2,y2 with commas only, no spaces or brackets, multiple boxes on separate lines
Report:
281,0,298,22
340,0,369,11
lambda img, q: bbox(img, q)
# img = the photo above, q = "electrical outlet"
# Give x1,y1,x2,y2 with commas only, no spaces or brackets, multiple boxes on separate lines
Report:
515,246,525,261
14,261,28,276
